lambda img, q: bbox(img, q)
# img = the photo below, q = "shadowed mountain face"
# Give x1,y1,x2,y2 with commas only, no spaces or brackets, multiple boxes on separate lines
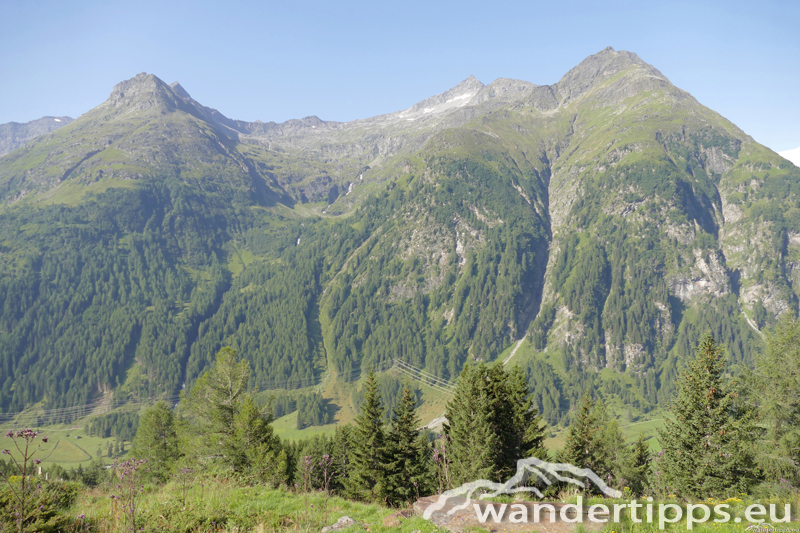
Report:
0,116,73,156
1,47,798,422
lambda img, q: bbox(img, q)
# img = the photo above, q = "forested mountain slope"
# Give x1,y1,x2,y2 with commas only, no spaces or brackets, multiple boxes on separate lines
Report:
1,47,798,424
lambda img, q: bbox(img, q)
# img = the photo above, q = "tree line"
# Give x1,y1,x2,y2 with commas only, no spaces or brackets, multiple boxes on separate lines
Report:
121,317,799,504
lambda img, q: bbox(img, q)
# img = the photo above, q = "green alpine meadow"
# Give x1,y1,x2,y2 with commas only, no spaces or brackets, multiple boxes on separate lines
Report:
1,46,799,531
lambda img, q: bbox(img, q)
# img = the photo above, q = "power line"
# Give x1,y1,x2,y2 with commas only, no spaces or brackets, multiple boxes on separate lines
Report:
0,356,456,428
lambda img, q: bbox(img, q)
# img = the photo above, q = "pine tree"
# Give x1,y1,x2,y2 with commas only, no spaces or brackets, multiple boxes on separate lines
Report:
622,433,651,496
132,400,180,483
748,313,800,484
230,396,287,485
382,383,432,505
331,425,354,496
506,364,548,462
444,362,502,486
592,399,626,481
658,333,761,498
445,362,550,486
349,367,386,501
559,395,603,474
180,347,250,467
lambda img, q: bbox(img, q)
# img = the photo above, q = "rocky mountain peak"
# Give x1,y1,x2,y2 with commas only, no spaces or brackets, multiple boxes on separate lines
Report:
401,75,485,117
554,47,669,104
450,75,485,94
104,72,182,112
170,81,192,100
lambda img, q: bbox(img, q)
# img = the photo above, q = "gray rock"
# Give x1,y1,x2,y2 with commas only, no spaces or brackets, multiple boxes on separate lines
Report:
320,515,358,533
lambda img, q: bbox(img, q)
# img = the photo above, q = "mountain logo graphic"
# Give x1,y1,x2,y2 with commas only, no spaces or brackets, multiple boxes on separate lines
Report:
422,457,622,520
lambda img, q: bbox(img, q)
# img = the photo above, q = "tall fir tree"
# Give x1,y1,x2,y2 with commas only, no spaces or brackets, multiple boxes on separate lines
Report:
506,364,549,462
559,394,604,476
444,362,502,486
230,396,287,485
382,383,432,505
330,425,355,496
621,433,651,496
748,313,800,484
658,333,761,498
445,362,550,486
350,367,386,501
592,399,626,482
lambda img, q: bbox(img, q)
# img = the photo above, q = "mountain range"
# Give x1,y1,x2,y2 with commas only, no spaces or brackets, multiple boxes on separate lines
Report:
0,116,73,156
1,47,799,426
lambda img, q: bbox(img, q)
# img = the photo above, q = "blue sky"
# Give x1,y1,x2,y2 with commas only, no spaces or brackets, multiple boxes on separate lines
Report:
1,0,798,151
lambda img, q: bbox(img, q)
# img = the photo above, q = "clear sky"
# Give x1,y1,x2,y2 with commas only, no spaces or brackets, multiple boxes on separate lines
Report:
1,0,798,151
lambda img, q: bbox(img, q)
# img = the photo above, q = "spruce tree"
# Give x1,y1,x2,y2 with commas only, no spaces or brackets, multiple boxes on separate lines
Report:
593,399,626,481
350,367,386,501
658,333,761,498
444,362,502,486
748,313,800,484
506,364,548,462
622,433,651,496
383,383,432,505
132,400,180,482
559,395,603,474
180,347,250,466
230,396,287,485
331,424,354,496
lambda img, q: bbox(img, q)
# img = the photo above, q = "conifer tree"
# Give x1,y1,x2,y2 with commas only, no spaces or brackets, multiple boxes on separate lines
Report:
559,395,604,475
330,424,354,496
180,347,250,467
230,396,287,485
658,333,761,498
350,367,386,501
183,347,250,439
444,362,501,486
506,364,548,462
445,362,549,486
132,400,180,482
592,399,626,481
622,433,651,496
382,383,432,505
748,313,800,484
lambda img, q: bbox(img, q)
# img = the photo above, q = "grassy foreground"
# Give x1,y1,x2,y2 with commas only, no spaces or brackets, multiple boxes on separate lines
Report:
74,480,438,532
63,479,800,533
